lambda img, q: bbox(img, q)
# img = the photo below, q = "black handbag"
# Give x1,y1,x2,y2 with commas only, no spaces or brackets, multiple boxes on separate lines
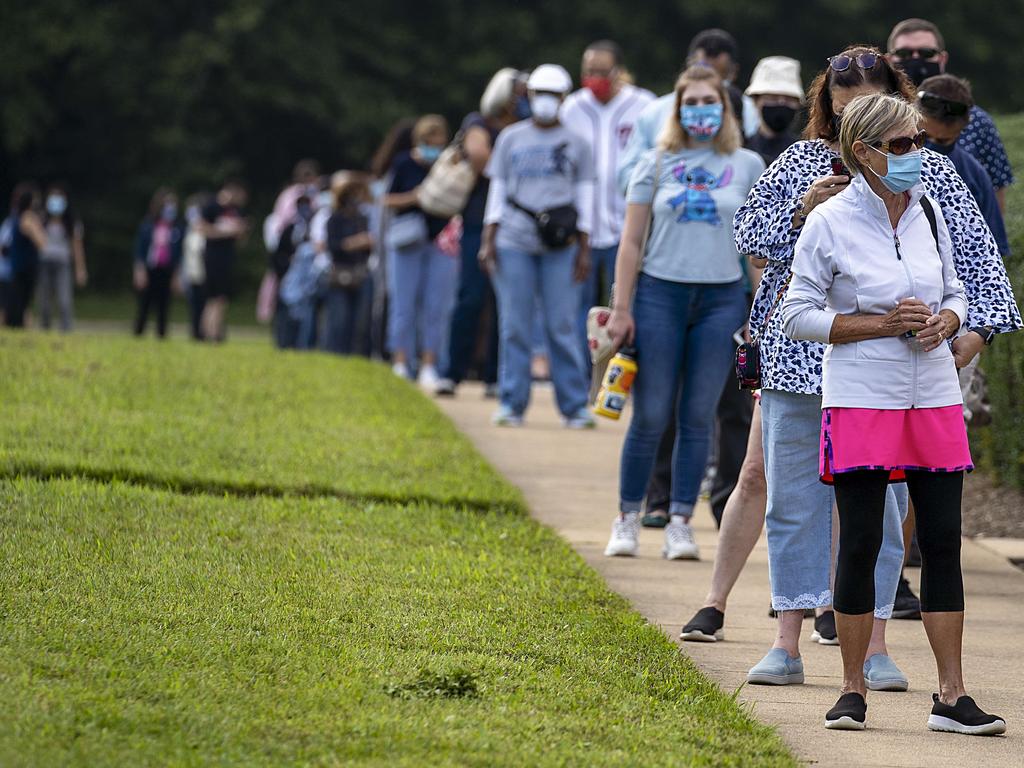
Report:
735,274,791,390
509,198,578,249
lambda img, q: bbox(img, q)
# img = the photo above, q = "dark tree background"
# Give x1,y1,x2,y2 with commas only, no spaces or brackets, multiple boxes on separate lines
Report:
2,0,1021,289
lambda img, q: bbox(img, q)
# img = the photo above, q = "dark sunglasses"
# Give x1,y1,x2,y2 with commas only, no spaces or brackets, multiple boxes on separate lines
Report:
873,130,929,155
828,52,879,72
891,47,940,60
918,91,970,117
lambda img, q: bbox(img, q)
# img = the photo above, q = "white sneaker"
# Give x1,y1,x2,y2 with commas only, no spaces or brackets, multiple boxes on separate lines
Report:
392,362,410,379
491,405,524,428
663,519,699,560
417,365,441,391
562,407,596,430
604,514,639,557
435,378,456,396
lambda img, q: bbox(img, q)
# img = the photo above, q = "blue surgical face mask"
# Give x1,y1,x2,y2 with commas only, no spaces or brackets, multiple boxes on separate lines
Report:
680,103,723,141
418,145,442,163
46,194,67,216
868,146,923,193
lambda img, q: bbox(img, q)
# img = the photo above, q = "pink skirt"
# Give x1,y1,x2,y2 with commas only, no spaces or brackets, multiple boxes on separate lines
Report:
820,405,973,485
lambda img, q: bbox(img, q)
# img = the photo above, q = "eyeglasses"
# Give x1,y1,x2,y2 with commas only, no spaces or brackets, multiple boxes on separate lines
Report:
891,47,940,60
918,91,970,117
828,52,879,72
873,130,929,155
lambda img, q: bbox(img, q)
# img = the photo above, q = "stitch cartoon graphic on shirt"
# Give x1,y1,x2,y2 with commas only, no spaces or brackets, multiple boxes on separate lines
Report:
511,142,573,177
667,161,733,225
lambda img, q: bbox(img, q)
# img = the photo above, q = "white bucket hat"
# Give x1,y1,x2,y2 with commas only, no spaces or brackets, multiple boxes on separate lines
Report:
527,64,573,94
745,56,805,103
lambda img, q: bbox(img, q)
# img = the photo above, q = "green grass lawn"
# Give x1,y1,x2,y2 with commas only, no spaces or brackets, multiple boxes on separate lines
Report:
0,332,795,767
74,291,260,329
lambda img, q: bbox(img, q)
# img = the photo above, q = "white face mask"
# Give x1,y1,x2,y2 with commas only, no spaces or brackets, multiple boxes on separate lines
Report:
530,94,561,124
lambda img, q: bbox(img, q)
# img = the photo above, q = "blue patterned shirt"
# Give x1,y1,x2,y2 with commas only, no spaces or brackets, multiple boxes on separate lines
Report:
958,106,1014,189
734,139,1022,395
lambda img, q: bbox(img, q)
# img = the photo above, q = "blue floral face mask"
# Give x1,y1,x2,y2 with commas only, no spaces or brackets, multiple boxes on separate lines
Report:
680,103,723,141
868,146,922,193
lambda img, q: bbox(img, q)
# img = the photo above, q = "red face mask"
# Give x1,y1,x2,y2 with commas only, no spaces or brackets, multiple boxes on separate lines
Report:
583,76,613,103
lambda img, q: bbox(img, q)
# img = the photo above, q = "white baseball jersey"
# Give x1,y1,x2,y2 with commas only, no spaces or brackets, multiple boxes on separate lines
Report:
561,83,656,249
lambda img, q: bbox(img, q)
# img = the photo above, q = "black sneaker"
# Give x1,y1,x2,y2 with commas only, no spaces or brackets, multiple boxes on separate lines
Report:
892,574,922,620
928,694,1006,736
812,610,840,646
825,692,867,730
680,607,724,643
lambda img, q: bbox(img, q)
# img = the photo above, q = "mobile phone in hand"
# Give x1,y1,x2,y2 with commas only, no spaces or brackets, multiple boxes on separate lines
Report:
830,157,850,178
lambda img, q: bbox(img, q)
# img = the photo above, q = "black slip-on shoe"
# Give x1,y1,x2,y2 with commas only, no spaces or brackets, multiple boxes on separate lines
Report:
892,575,922,620
928,694,1006,736
812,610,840,646
825,692,867,730
680,607,724,642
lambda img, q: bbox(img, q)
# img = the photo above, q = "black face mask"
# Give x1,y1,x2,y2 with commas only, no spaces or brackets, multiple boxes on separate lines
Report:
925,140,956,156
830,114,842,137
761,105,797,134
897,58,942,86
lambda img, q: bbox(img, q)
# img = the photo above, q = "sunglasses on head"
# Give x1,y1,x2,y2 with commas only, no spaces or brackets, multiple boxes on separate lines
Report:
918,91,970,117
828,52,879,72
872,130,928,155
891,47,940,60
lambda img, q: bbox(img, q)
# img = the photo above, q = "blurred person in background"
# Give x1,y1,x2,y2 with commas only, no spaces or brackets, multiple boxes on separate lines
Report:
745,56,804,165
181,194,207,341
436,67,527,398
36,182,87,332
199,181,248,343
323,171,374,355
886,18,1014,213
4,183,46,328
133,188,184,339
481,63,595,429
917,76,1010,256
562,40,655,377
383,114,455,389
271,192,316,348
688,29,759,139
271,159,320,239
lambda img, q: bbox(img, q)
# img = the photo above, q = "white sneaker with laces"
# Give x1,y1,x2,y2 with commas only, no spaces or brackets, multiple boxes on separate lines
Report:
663,518,699,560
392,362,410,379
604,514,639,557
418,365,441,391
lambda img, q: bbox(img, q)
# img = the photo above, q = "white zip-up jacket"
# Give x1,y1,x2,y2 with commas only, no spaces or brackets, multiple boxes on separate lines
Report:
782,174,967,410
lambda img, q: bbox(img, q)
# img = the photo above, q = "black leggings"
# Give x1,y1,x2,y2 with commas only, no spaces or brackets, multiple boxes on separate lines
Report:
833,470,964,615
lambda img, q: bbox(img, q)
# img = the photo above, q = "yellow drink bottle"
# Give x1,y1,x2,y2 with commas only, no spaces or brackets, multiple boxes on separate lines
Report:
593,347,638,420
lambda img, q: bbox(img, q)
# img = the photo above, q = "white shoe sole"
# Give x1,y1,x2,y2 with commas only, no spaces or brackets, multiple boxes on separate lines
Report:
746,671,805,685
927,714,1006,735
604,545,638,557
680,629,723,643
825,716,866,731
864,676,909,692
811,630,840,646
662,547,700,561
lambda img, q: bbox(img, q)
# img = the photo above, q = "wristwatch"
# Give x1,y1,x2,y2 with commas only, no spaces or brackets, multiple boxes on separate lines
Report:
969,326,997,345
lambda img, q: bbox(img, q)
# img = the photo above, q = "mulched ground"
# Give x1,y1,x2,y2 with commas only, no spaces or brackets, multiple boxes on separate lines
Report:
962,470,1024,539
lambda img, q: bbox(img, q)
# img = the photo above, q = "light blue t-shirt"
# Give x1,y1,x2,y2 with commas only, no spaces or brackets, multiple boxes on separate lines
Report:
627,146,765,284
617,94,673,194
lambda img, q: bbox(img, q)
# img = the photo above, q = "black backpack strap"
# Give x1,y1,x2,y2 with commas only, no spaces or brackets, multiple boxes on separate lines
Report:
919,196,939,248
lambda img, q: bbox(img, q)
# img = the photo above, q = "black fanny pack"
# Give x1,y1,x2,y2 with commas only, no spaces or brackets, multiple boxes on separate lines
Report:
509,198,578,249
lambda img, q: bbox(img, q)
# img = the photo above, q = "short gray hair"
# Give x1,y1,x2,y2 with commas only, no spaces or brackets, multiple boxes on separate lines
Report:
839,93,920,175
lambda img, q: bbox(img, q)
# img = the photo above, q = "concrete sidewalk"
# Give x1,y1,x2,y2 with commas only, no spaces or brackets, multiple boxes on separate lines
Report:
437,383,1022,768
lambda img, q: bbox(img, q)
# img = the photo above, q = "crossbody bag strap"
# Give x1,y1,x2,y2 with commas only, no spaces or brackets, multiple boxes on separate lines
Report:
751,272,793,343
919,195,939,248
507,197,539,220
635,150,663,278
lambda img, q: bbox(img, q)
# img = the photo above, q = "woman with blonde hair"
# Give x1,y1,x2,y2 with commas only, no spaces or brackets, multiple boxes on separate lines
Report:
604,65,765,560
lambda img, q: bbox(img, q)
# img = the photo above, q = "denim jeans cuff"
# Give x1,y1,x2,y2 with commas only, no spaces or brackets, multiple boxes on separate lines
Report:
669,501,694,518
620,499,643,515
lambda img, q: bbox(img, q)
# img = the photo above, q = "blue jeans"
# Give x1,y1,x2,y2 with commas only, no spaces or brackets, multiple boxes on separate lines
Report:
578,244,618,374
387,242,457,361
322,282,372,355
492,245,588,417
442,227,498,384
619,274,748,516
761,389,908,618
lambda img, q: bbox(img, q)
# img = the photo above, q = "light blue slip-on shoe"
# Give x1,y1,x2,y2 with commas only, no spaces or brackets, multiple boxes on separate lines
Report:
747,648,805,685
863,653,909,692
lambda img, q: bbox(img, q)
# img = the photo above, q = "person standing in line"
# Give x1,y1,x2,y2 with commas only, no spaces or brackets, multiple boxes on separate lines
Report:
323,172,375,356
886,18,1014,213
783,92,1008,735
480,63,596,428
36,183,87,332
271,160,320,240
383,114,455,389
199,181,248,343
603,65,764,560
688,29,759,139
436,67,528,397
4,183,47,328
133,188,184,339
562,40,655,377
745,57,804,166
181,195,207,341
